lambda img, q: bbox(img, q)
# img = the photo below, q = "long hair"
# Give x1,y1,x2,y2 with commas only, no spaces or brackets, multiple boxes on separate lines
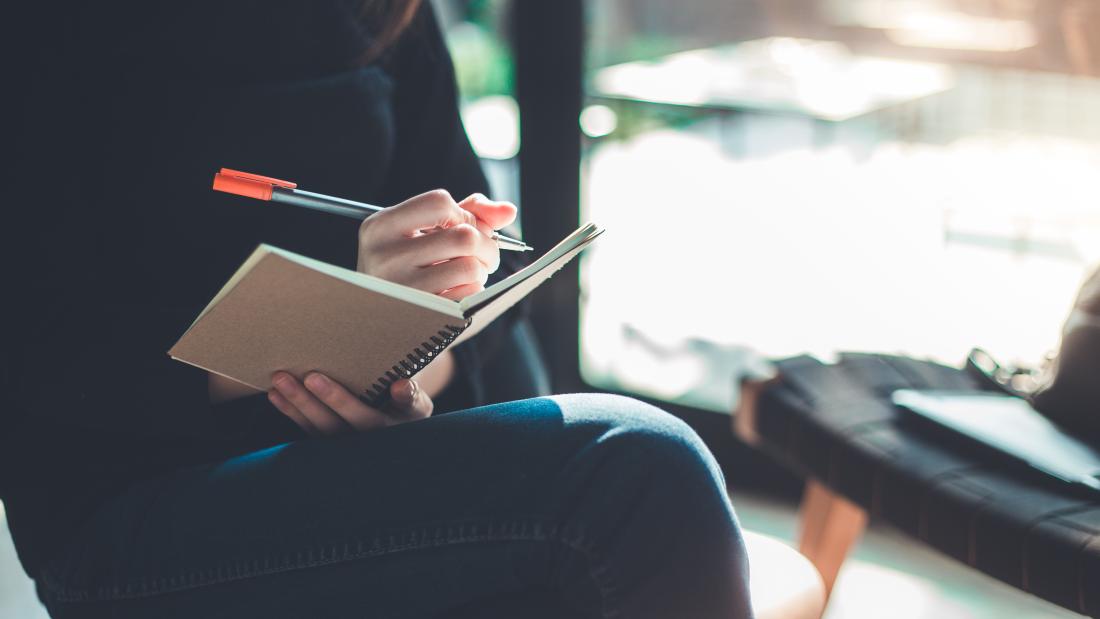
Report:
360,0,423,63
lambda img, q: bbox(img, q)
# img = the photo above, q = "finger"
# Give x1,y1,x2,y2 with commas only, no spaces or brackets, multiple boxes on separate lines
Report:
386,224,500,274
387,379,433,420
267,389,319,436
438,282,484,301
457,193,518,230
272,372,350,435
406,256,488,296
303,372,390,432
369,189,475,236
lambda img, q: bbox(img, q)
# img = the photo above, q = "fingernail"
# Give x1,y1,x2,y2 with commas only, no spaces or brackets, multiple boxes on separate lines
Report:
305,373,329,394
395,379,417,402
272,373,290,389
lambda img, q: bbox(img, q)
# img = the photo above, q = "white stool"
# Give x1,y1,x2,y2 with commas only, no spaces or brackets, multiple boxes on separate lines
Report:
744,530,827,619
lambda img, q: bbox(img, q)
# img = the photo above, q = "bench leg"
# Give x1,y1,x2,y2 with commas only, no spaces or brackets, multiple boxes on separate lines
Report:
797,479,868,599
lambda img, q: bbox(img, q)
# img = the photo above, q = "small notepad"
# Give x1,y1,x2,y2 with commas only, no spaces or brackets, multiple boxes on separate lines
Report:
169,223,602,406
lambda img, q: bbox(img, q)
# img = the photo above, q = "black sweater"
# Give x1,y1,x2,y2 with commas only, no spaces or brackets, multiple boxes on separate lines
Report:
2,1,519,575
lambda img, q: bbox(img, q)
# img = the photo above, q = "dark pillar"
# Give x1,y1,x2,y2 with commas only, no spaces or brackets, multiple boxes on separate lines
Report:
513,0,586,391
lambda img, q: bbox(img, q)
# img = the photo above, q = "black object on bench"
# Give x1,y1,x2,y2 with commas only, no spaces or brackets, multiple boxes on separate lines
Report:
744,353,1100,616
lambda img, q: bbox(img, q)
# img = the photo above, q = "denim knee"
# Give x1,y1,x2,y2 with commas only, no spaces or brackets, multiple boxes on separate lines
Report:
544,394,745,610
549,393,729,502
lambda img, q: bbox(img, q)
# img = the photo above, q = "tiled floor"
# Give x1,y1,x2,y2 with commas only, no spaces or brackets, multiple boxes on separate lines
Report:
730,491,1083,619
1,494,1083,618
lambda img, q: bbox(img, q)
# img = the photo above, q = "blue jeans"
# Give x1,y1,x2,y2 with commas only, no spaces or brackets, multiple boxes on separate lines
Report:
38,395,753,618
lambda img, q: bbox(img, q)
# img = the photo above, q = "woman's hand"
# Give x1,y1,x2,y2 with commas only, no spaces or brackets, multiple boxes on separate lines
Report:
357,190,518,300
259,189,515,434
267,370,432,436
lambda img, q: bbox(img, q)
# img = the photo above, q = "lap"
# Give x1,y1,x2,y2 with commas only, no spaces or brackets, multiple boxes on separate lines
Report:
39,394,709,618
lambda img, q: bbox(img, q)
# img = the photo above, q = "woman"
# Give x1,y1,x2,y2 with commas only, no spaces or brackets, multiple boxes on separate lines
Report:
3,2,753,617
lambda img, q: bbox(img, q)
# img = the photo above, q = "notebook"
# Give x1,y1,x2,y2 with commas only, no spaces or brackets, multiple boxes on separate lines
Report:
169,223,603,406
893,389,1100,491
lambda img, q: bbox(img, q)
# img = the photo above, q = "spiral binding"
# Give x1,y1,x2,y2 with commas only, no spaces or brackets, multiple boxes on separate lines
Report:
360,320,471,406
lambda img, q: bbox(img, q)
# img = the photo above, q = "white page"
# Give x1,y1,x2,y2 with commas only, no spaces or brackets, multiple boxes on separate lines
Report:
459,222,603,314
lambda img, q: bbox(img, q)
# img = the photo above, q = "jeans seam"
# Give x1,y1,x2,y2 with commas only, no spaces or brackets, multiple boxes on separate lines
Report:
554,524,621,619
40,517,622,617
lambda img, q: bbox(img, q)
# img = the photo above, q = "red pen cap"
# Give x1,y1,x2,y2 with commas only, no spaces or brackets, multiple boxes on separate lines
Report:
212,168,297,200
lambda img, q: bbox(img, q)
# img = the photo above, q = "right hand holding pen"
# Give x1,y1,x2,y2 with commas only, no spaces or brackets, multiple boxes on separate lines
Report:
356,189,518,300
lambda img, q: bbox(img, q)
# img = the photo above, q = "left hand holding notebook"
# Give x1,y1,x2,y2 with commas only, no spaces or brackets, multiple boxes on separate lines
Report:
268,369,435,436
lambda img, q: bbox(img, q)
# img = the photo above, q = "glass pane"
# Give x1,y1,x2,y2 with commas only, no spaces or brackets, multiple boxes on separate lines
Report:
580,0,1100,412
434,0,520,207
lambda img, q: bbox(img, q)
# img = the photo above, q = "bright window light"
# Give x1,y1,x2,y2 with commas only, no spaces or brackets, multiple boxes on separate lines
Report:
581,104,618,138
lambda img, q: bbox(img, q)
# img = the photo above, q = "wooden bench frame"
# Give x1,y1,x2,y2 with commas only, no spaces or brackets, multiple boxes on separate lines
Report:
734,377,868,600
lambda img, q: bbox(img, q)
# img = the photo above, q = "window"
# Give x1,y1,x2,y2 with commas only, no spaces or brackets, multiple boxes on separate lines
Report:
435,0,520,208
579,0,1100,412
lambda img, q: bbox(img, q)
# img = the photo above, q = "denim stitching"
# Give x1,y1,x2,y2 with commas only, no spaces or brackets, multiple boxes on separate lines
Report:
41,518,622,618
554,523,621,619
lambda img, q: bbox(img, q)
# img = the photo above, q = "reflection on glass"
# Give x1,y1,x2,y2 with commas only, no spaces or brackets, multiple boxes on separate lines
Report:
580,0,1100,413
592,38,954,121
435,0,519,204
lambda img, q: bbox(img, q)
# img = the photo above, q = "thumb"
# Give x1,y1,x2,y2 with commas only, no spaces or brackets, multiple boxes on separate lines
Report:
458,193,518,230
388,379,433,420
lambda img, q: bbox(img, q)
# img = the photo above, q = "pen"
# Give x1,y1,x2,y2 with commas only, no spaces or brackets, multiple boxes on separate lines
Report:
212,168,533,252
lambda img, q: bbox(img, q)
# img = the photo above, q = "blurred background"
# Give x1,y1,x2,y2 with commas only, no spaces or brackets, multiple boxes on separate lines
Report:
433,0,1100,616
438,0,1100,414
